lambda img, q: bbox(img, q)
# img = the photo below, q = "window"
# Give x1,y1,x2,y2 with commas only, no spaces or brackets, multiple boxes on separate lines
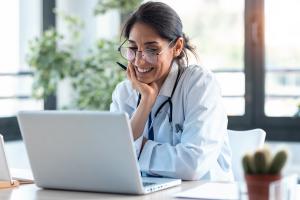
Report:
264,0,300,117
0,1,43,117
162,0,245,116
161,0,300,140
0,0,55,140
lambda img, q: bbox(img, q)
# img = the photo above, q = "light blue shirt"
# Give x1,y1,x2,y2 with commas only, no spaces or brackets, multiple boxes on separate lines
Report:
110,63,233,181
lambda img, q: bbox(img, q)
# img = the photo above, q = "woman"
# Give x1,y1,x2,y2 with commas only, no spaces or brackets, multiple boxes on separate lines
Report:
110,1,233,181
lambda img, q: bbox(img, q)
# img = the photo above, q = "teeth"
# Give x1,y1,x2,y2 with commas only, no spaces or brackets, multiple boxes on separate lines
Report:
137,67,152,73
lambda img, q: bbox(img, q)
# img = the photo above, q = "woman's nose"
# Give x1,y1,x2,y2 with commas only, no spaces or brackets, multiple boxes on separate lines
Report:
134,51,146,66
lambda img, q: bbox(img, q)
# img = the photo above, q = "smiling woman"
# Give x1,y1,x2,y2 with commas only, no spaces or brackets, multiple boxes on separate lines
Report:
110,1,233,181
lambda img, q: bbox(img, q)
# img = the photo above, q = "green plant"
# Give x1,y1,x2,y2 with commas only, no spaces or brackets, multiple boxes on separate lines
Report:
27,0,144,110
26,12,83,99
71,39,125,110
27,28,79,99
242,148,288,175
94,0,141,15
27,10,126,110
294,102,300,117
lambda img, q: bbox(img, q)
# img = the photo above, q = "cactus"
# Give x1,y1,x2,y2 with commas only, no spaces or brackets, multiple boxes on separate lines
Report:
268,150,288,174
242,154,254,174
242,148,288,175
254,150,269,174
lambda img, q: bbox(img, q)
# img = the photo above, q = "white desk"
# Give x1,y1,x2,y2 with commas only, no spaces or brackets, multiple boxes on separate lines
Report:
0,181,206,200
3,141,300,199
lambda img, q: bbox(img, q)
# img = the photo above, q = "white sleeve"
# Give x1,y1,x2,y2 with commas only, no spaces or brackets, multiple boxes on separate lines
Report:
110,83,143,157
138,72,228,180
109,83,121,113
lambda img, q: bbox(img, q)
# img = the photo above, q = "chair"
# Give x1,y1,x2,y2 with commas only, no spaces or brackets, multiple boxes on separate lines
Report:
227,129,266,181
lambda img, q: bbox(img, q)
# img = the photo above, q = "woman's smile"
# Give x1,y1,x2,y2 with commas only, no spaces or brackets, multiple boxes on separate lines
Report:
136,66,154,73
134,66,155,79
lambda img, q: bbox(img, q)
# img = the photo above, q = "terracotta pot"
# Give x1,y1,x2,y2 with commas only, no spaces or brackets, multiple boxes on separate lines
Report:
245,174,281,200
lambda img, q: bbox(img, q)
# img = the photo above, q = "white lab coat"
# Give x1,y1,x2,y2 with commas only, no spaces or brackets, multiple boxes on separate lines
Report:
110,63,233,181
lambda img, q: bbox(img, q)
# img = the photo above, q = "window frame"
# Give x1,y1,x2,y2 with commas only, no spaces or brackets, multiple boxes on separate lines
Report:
228,0,300,141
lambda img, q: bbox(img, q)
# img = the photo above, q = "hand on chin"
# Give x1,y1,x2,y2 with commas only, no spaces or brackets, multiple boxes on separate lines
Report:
127,63,159,103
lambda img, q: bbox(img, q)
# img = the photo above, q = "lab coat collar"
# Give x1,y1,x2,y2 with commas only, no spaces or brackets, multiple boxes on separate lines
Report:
158,62,179,97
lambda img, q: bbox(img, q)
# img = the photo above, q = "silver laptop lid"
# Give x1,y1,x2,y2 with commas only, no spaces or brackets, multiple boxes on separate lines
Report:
17,111,145,194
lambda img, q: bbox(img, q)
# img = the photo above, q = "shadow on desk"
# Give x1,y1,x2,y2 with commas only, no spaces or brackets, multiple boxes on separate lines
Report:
34,184,186,200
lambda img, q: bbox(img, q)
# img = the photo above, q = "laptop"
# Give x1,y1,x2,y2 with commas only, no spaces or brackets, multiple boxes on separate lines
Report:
17,111,181,194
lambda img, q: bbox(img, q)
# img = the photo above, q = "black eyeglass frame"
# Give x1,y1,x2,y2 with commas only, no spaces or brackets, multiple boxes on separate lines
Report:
117,39,177,63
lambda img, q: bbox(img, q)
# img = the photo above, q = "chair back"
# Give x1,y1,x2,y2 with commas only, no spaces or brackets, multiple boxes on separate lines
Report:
228,129,266,181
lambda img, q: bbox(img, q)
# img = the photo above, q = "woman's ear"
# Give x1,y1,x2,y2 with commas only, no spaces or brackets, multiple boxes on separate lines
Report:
173,37,184,57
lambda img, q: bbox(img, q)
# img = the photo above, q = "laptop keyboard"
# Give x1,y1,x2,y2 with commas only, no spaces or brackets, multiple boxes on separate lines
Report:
143,182,156,187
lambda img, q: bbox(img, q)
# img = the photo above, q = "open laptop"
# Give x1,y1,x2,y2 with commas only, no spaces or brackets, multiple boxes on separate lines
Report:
17,111,181,194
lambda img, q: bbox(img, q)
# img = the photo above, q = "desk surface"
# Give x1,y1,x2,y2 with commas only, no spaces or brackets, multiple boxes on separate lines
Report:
0,181,206,200
1,180,300,199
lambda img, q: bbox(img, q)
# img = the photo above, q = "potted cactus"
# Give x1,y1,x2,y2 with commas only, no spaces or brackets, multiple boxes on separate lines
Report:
242,148,288,200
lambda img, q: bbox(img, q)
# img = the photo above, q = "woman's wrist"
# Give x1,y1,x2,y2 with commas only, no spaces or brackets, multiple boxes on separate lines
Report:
139,95,156,110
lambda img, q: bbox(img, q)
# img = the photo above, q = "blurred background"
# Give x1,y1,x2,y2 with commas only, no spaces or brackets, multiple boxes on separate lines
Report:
0,0,300,174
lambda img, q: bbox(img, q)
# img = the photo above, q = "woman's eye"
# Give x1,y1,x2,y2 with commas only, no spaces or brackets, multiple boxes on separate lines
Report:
128,47,138,51
146,49,159,53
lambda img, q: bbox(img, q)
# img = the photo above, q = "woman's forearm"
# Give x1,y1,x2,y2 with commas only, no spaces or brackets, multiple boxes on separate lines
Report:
130,98,154,140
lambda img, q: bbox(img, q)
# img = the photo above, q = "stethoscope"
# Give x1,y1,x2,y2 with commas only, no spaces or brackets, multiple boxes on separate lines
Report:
136,66,183,140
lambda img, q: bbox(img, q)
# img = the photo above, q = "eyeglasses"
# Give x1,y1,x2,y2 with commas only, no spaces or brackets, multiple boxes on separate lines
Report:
118,39,175,64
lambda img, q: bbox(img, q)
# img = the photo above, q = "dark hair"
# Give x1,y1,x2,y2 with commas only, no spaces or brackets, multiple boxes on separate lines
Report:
121,1,197,67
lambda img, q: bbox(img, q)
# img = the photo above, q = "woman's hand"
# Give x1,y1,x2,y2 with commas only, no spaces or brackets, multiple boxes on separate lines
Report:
127,62,159,140
127,63,159,108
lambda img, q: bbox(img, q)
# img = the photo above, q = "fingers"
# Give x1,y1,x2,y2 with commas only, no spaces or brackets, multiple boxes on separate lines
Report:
127,63,139,90
127,63,137,82
126,63,131,80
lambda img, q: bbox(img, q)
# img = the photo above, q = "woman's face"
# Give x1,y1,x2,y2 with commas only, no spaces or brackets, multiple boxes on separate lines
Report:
128,22,175,87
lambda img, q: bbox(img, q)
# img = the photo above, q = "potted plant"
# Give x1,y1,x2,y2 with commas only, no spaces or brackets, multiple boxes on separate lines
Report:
26,1,144,111
242,148,288,200
27,10,126,110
